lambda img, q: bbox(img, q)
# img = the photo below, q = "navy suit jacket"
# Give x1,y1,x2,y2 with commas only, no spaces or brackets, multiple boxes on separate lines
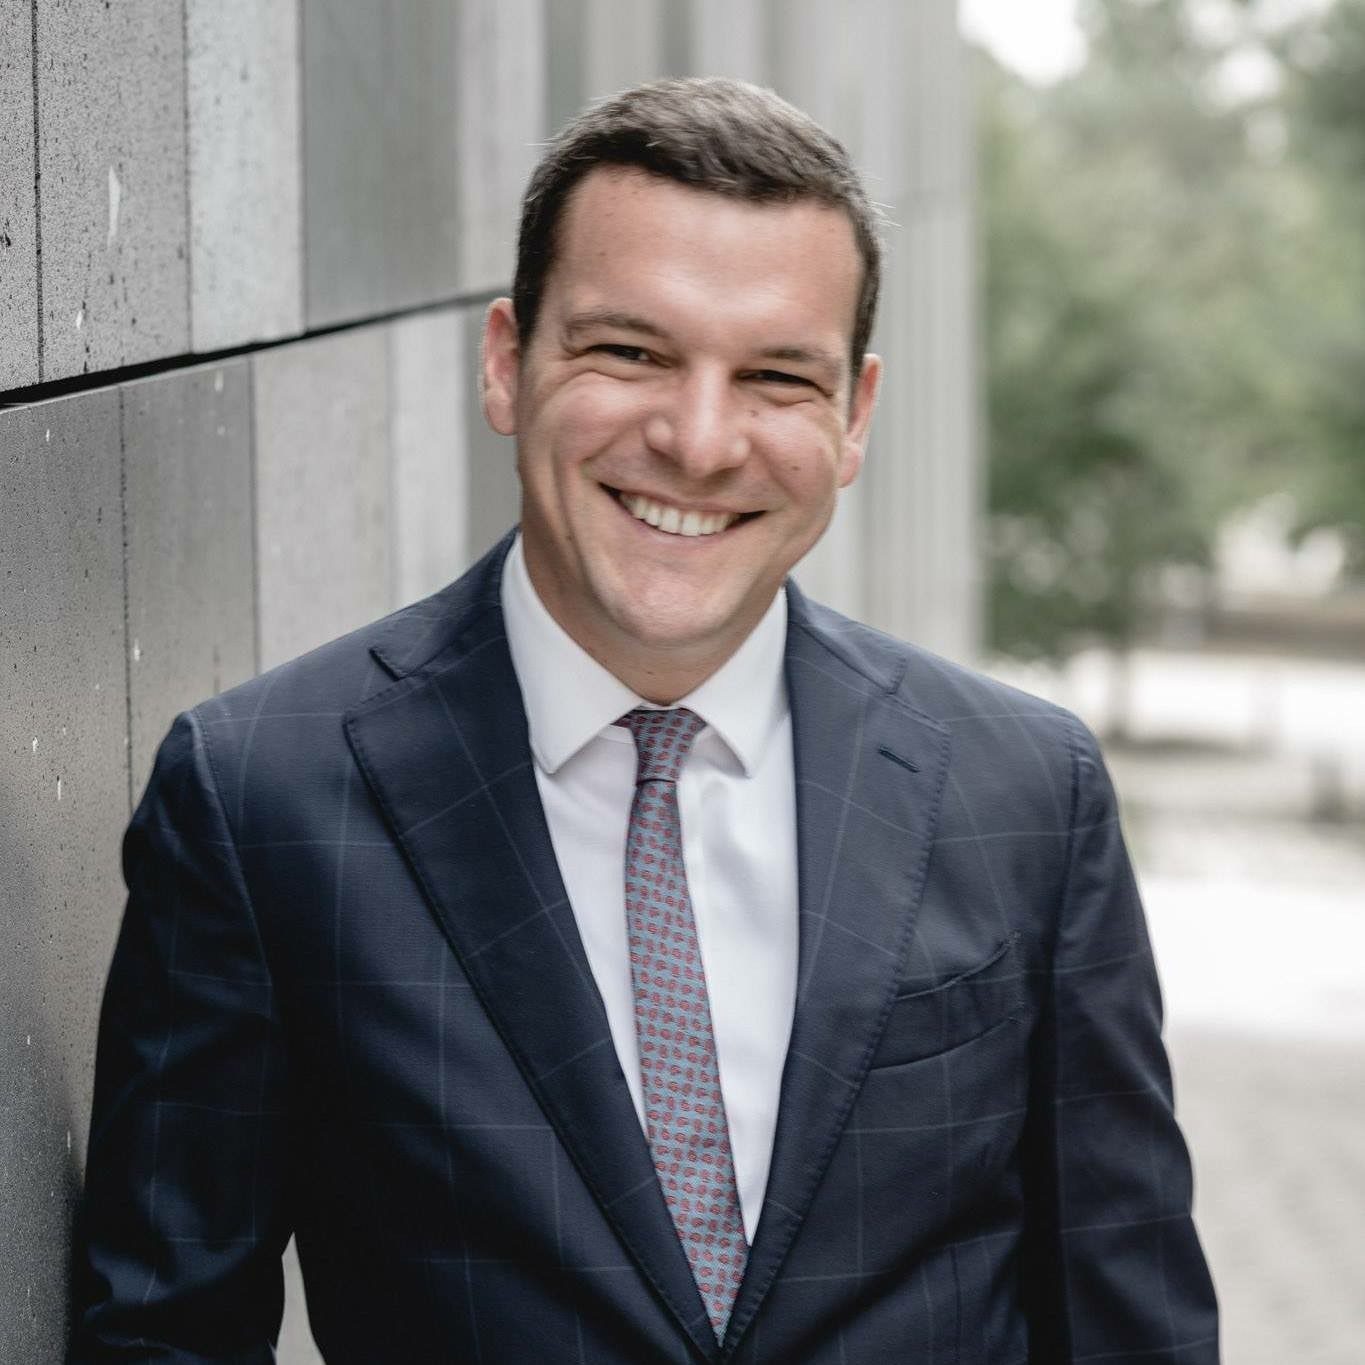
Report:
73,533,1217,1363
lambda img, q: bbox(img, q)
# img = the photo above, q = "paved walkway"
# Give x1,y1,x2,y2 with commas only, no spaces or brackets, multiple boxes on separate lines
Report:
1170,1028,1365,1365
1104,693,1365,1364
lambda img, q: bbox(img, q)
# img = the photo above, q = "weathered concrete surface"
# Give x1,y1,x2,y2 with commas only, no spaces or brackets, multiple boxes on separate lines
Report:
300,0,459,329
0,391,126,1364
35,0,188,380
185,0,303,353
546,0,669,132
253,329,391,670
455,0,545,292
390,308,467,607
121,361,256,802
860,0,979,661
461,303,520,563
0,4,38,390
687,0,767,82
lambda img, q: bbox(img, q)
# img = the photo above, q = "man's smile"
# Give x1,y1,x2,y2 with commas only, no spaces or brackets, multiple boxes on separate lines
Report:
606,485,757,539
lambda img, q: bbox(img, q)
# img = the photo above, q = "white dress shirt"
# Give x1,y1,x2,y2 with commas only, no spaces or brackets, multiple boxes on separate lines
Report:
500,534,798,1242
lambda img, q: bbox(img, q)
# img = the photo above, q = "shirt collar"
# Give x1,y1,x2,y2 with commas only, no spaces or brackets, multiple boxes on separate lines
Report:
500,532,788,778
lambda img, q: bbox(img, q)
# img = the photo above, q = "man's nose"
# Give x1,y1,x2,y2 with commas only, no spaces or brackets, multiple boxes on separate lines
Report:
642,368,751,478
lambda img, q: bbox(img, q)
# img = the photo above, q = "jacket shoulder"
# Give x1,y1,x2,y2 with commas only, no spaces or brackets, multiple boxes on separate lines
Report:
789,590,1091,813
791,592,1082,734
193,536,512,730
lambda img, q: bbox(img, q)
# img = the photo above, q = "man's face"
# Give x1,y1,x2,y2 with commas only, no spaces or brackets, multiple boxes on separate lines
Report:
483,167,880,696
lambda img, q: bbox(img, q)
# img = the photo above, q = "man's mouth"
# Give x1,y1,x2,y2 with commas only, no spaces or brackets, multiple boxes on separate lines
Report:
609,488,750,538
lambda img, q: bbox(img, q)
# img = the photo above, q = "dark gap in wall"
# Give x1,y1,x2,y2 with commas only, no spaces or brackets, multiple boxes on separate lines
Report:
179,0,194,349
296,0,309,333
30,0,44,382
117,389,135,817
0,287,503,410
246,359,261,678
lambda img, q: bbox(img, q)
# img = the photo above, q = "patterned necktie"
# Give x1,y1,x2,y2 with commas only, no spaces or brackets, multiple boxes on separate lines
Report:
620,707,748,1339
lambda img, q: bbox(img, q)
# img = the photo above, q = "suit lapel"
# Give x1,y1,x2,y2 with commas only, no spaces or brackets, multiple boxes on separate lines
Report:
345,581,720,1361
723,590,951,1353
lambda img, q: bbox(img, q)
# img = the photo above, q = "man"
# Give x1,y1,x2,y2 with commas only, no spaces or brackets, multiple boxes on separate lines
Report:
73,79,1217,1362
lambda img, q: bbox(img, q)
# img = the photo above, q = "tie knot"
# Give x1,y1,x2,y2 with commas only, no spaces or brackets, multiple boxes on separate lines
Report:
620,707,706,784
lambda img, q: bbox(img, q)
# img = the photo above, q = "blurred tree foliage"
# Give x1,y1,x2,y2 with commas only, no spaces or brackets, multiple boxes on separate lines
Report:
1279,0,1365,564
979,0,1365,663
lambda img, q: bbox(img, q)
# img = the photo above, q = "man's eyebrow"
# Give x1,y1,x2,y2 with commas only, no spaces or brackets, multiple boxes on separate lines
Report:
562,309,667,340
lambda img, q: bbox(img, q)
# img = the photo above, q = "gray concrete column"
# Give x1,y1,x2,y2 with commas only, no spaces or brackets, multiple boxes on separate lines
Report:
300,0,460,329
1,392,127,1364
861,0,979,661
185,0,304,353
34,0,189,380
457,0,547,292
390,308,469,607
121,362,257,800
546,0,670,130
253,330,392,670
1,4,38,390
686,0,768,83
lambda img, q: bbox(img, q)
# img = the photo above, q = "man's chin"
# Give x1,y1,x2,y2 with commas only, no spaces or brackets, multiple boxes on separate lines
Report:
599,590,752,658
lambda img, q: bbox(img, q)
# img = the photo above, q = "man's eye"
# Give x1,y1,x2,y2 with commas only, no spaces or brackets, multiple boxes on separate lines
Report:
591,343,649,363
750,370,813,387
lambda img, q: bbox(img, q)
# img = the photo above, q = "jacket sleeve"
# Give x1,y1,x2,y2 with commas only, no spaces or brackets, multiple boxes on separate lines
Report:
71,711,291,1363
1021,718,1219,1363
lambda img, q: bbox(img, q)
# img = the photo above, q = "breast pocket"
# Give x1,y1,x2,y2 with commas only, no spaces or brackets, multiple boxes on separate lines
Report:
869,932,1024,1069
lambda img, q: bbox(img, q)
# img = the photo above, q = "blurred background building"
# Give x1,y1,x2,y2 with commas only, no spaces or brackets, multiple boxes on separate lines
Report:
2,1,1361,1362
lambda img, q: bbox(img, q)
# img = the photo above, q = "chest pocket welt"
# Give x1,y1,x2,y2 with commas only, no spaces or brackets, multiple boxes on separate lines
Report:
869,933,1024,1069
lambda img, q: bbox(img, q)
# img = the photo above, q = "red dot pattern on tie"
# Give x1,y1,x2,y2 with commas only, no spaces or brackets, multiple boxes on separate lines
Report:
620,707,748,1340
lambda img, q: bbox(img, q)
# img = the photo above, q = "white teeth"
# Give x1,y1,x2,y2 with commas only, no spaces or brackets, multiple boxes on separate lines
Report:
619,492,739,537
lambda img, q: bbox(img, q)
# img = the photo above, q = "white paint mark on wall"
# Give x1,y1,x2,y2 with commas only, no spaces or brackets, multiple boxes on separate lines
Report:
74,308,84,331
131,639,141,664
107,165,122,247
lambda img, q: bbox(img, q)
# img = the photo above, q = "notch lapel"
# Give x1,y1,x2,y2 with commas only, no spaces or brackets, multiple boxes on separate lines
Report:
723,591,951,1353
345,599,719,1362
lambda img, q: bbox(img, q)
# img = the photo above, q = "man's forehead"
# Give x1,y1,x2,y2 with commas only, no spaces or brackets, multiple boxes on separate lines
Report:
558,163,855,237
546,168,863,362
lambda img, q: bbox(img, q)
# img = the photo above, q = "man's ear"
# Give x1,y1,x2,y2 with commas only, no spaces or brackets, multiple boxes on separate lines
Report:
481,298,521,436
838,352,882,488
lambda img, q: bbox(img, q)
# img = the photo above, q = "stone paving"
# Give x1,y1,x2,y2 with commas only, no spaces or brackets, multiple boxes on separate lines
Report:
1105,723,1365,1365
1170,1028,1365,1365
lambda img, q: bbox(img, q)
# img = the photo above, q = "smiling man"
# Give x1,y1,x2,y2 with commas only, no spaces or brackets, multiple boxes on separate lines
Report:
73,80,1217,1363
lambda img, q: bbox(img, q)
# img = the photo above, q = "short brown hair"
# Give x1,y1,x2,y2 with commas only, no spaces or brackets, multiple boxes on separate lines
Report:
512,77,882,375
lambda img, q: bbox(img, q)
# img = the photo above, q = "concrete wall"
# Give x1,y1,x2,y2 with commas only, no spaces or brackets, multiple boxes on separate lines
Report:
0,4,974,1360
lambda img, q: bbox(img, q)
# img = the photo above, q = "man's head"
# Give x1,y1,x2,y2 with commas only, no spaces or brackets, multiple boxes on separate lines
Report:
512,77,882,377
483,78,883,702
